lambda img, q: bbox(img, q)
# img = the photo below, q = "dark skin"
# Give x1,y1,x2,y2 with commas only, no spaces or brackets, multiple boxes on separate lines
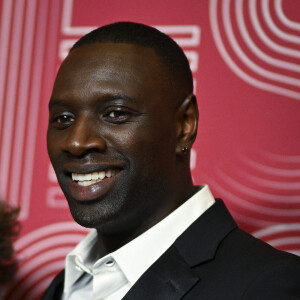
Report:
47,42,199,256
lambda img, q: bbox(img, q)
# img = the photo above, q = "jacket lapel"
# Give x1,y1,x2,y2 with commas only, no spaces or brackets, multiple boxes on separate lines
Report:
175,199,237,267
123,246,199,300
124,199,237,299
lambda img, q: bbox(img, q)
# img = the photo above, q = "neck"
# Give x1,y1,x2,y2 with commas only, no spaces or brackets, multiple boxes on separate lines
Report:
96,181,197,257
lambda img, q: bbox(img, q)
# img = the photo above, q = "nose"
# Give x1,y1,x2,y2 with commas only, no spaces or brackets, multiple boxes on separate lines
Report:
61,116,106,157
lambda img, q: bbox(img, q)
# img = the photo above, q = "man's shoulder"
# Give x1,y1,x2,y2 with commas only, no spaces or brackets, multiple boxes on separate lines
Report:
223,226,300,268
176,198,300,269
194,203,300,276
176,199,300,299
185,225,300,299
223,228,300,298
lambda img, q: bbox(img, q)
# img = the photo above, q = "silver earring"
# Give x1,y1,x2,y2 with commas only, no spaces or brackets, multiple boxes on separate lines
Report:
181,147,188,154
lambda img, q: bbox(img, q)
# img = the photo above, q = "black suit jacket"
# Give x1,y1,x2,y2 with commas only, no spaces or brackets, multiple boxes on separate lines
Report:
42,199,300,299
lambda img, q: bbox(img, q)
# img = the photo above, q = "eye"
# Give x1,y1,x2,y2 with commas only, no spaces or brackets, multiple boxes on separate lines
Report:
51,113,75,128
56,115,74,123
104,108,135,123
108,111,126,118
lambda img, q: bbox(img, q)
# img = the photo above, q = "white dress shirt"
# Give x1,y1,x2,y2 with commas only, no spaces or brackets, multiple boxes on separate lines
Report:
62,185,215,300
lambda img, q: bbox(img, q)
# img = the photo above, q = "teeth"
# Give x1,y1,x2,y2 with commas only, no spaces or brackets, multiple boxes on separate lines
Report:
91,172,98,180
78,174,85,181
78,181,90,186
72,173,79,181
76,173,92,181
72,169,118,185
99,171,105,180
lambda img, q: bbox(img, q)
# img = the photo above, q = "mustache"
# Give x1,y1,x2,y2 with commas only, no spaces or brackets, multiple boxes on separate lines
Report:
60,150,128,164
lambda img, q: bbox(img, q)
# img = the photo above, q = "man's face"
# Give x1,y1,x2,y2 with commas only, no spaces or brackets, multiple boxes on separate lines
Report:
47,43,181,234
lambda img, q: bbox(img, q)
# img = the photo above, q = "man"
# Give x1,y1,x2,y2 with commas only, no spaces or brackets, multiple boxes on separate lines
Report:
43,22,300,299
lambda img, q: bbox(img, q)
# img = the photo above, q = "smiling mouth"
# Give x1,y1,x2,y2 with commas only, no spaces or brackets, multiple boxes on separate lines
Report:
71,169,119,186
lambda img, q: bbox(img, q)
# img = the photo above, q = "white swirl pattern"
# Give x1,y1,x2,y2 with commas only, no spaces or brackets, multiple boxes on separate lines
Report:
275,0,300,31
208,150,300,228
209,0,300,100
5,222,89,300
253,223,300,256
262,0,300,44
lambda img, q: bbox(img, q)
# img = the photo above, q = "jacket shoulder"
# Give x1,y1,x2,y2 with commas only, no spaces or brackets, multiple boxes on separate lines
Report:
188,227,300,299
41,270,65,300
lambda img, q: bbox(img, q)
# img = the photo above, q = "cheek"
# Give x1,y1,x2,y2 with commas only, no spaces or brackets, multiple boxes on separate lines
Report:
110,123,176,169
47,130,63,165
108,126,158,154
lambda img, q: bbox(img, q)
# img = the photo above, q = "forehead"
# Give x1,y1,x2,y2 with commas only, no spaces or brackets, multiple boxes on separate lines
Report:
52,43,173,102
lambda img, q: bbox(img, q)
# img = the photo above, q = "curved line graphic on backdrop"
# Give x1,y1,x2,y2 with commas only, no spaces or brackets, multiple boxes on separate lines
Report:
236,151,300,198
11,250,69,300
22,261,65,300
207,148,300,227
253,223,300,256
209,0,300,100
254,223,300,237
6,222,88,300
265,236,300,247
15,221,89,249
218,168,300,204
226,210,274,227
274,0,300,31
259,151,300,163
223,0,300,87
262,0,300,43
249,0,300,57
236,168,300,190
235,0,300,73
207,176,297,217
19,234,85,260
213,174,300,216
237,153,300,177
206,176,277,227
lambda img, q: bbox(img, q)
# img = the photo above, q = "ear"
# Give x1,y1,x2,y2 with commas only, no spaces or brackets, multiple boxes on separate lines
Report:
175,94,199,155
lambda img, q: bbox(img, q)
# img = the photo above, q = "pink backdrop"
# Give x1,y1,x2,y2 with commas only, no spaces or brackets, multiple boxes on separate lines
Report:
0,0,299,298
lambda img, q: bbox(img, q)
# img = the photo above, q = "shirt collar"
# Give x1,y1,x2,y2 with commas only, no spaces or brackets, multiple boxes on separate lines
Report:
64,229,97,291
64,184,215,291
112,185,215,285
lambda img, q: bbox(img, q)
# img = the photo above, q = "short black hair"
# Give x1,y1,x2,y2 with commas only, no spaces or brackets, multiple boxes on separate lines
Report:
71,22,193,99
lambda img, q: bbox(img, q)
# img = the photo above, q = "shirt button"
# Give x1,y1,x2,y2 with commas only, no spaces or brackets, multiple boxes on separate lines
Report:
75,265,82,271
105,260,115,267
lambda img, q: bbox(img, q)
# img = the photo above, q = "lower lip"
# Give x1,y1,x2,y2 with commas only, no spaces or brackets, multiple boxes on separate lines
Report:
68,173,120,202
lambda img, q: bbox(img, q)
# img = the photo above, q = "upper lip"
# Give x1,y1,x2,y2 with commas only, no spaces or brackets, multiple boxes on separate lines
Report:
63,163,124,174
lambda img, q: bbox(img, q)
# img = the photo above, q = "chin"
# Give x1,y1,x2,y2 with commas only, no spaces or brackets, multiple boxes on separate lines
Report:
68,203,111,228
69,203,144,237
66,197,125,231
71,213,101,229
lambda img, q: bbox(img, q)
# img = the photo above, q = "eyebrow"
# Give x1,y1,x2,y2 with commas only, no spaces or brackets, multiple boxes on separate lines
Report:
48,99,70,109
49,92,137,109
103,93,137,103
